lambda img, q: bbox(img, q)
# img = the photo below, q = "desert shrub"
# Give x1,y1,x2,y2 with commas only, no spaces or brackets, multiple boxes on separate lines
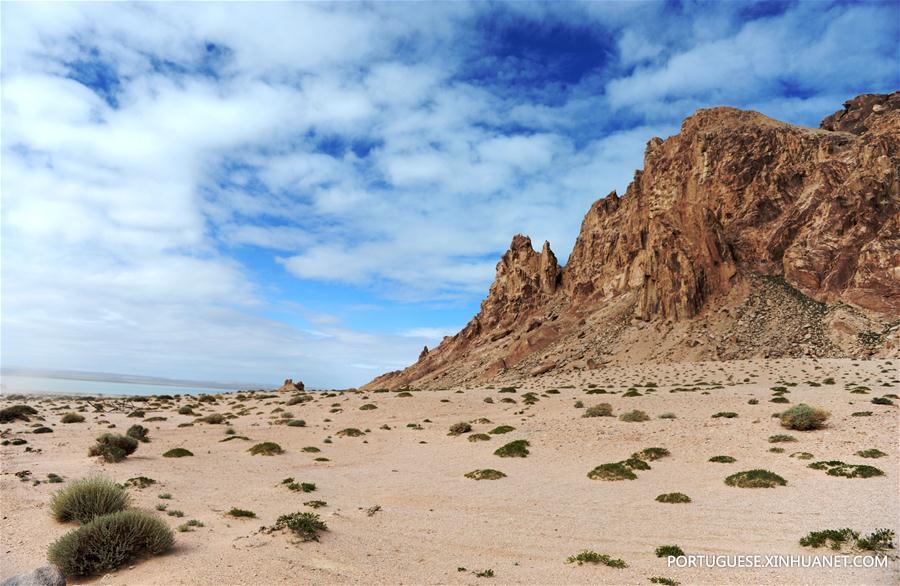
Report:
198,413,225,424
871,397,894,405
465,469,506,480
649,578,679,586
228,508,256,518
619,410,649,422
857,529,895,551
583,403,613,418
396,391,413,398
249,442,283,456
779,404,829,430
468,433,491,442
304,500,327,508
494,440,529,457
33,426,54,434
574,400,584,408
274,511,327,541
50,476,130,523
178,406,195,415
633,447,670,461
790,452,814,460
769,434,796,443
127,410,145,418
48,510,173,578
623,457,651,471
61,413,85,424
851,411,873,417
162,448,193,458
656,493,691,503
856,449,886,458
800,528,858,549
286,419,306,427
808,461,884,478
488,425,515,434
0,404,38,423
359,403,377,410
725,469,786,488
709,455,736,463
124,476,156,489
127,425,150,443
659,412,677,419
770,397,790,404
336,428,365,437
655,545,684,557
748,399,759,405
89,434,138,463
587,462,636,481
565,550,626,568
448,422,472,435
712,412,738,419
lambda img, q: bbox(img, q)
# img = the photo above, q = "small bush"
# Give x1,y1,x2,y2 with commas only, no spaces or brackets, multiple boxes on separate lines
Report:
465,469,507,480
494,440,529,457
871,397,894,405
619,410,649,422
162,448,193,458
127,410,145,418
468,433,491,442
488,425,515,434
228,508,256,518
198,413,225,424
178,406,195,415
33,426,54,434
709,455,736,463
124,476,156,489
587,462,636,481
0,404,38,423
249,442,283,456
800,528,858,550
286,419,306,427
655,545,684,557
50,476,130,523
857,528,895,551
779,404,829,430
856,449,886,458
336,428,365,437
623,457,651,471
770,397,790,404
304,500,327,508
48,510,173,578
790,452,814,460
712,412,738,419
583,403,613,418
127,425,150,443
768,434,796,443
808,461,884,478
89,434,139,463
274,511,327,541
633,447,670,461
565,550,626,568
725,469,786,488
448,422,472,435
61,413,85,424
656,493,691,503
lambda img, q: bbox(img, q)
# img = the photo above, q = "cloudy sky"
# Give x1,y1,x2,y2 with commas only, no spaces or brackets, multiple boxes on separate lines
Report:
2,1,897,387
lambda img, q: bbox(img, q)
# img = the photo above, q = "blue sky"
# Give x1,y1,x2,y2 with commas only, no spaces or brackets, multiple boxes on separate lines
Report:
2,1,898,387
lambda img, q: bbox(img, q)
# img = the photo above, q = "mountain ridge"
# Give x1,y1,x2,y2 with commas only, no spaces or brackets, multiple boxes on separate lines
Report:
363,92,900,390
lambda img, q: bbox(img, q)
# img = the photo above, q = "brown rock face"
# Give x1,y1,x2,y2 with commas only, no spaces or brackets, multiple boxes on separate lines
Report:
363,93,900,390
278,378,304,392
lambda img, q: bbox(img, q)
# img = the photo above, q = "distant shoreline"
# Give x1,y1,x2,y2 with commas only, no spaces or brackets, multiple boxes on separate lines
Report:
1,367,272,391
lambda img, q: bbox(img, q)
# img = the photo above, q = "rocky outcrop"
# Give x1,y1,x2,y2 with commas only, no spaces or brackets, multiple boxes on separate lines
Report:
1,565,65,586
363,92,900,390
277,378,304,392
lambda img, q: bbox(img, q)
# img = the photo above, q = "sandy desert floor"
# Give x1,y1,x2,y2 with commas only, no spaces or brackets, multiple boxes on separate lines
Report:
1,358,898,585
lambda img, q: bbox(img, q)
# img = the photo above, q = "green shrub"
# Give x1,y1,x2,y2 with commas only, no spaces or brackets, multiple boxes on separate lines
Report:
565,550,626,568
336,428,365,437
162,448,193,458
587,462,636,481
857,529,895,551
619,410,650,422
790,452,814,460
61,413,85,424
808,461,884,478
725,469,786,488
126,425,150,443
623,457,651,471
228,508,256,518
286,419,306,427
768,434,796,443
856,449,886,458
448,422,472,435
249,442,283,456
50,476,130,523
304,500,327,508
468,433,491,442
709,455,736,463
89,434,139,463
583,403,613,417
0,404,38,423
465,469,506,480
633,447,670,461
488,425,515,434
124,476,156,489
779,404,829,430
494,440,529,457
851,411,873,417
770,397,790,404
712,412,738,419
655,545,684,557
871,396,894,405
800,528,858,550
274,511,327,541
48,510,173,578
656,493,691,503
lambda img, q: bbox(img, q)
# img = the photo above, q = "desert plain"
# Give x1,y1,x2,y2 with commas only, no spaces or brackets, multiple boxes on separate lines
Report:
1,358,897,585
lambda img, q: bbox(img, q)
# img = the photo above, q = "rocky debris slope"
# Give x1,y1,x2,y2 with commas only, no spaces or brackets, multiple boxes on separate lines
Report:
363,93,900,390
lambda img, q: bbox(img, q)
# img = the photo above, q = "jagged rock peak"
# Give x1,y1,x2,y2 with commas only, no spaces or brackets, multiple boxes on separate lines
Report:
820,91,900,134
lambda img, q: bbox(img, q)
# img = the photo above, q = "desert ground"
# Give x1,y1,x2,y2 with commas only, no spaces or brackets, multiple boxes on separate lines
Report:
1,358,897,585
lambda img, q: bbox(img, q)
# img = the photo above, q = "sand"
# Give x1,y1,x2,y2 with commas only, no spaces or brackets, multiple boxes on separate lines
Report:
1,358,897,585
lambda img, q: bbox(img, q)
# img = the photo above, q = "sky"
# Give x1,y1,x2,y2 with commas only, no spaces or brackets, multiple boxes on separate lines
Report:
2,1,898,388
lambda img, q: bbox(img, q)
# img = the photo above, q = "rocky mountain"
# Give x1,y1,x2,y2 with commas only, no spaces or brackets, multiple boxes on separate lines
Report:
363,92,900,390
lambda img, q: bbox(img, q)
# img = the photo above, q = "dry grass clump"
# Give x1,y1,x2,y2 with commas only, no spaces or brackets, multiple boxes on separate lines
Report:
583,403,613,417
779,404,829,430
50,476,130,523
619,410,650,422
448,422,472,435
